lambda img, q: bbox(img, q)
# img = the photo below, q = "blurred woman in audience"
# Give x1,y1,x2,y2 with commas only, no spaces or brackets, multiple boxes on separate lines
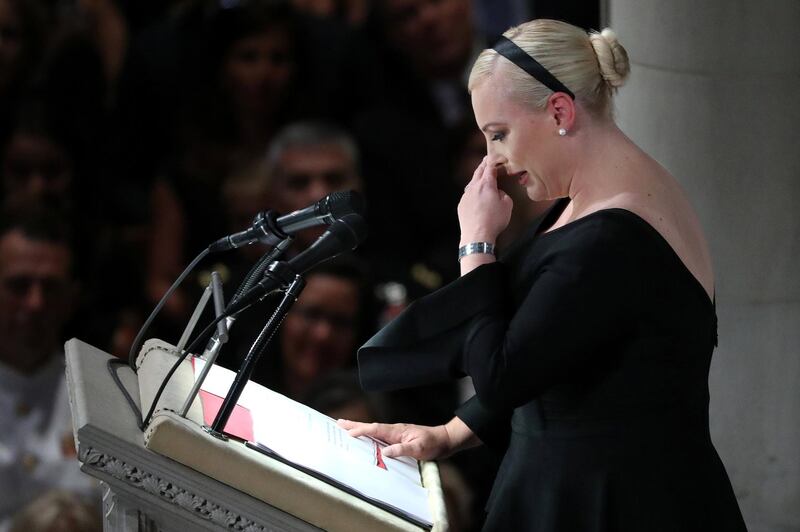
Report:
146,1,307,326
241,256,374,402
178,0,304,169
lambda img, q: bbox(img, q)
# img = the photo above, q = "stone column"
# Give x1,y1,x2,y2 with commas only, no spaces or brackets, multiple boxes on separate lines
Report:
608,2,800,531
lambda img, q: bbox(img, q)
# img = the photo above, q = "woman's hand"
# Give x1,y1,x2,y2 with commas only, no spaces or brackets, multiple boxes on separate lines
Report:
458,156,513,246
336,417,479,460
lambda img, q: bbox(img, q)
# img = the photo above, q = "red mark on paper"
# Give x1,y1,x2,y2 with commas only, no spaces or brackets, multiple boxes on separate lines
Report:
375,443,387,470
198,390,255,442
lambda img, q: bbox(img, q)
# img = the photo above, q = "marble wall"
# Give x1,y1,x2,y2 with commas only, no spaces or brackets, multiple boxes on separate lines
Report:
608,2,800,530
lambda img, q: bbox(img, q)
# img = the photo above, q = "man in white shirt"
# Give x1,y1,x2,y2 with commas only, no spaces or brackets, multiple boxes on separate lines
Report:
0,208,99,530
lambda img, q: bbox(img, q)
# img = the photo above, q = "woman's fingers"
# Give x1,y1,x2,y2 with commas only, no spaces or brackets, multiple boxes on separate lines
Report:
482,164,499,192
336,420,411,457
465,157,488,191
337,420,402,442
467,156,510,198
382,443,414,458
336,419,360,430
383,433,436,459
337,419,377,437
337,421,451,460
468,157,501,196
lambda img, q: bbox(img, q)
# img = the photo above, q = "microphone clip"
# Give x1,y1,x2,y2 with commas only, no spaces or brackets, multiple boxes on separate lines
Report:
252,210,291,246
208,209,289,252
256,261,298,294
225,260,297,316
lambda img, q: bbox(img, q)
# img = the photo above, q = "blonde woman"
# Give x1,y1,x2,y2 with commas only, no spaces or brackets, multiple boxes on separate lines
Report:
339,19,746,531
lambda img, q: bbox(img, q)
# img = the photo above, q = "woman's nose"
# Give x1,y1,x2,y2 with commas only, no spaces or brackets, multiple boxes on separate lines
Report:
486,150,506,167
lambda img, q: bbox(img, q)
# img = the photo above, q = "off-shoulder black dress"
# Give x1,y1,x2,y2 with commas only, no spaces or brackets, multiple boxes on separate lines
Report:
358,199,747,531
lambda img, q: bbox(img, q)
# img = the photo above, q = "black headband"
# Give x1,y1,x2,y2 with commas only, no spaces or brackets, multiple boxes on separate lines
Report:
492,36,575,100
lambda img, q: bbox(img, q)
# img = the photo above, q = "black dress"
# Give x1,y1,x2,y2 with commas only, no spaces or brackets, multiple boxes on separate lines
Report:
358,199,747,531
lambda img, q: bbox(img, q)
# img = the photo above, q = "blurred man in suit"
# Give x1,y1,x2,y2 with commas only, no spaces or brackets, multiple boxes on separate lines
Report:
0,207,98,529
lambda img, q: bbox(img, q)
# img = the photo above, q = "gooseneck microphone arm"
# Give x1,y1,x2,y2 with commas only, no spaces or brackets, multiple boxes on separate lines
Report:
129,190,365,372
136,214,368,430
224,213,368,316
209,214,368,434
210,272,305,434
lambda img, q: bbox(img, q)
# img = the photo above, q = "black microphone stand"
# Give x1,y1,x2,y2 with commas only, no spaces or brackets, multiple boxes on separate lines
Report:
207,268,306,438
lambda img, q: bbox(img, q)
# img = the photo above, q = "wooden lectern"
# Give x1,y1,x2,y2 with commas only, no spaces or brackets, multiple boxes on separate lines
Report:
65,338,448,532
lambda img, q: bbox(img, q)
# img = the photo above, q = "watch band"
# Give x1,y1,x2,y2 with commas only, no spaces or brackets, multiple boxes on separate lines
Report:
458,242,496,262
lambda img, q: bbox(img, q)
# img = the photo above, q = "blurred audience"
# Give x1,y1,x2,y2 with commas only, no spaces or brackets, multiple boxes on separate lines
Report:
144,120,363,335
290,0,371,28
0,97,138,357
9,490,102,532
234,255,373,401
277,260,363,397
1,102,74,210
377,0,476,88
304,370,382,422
221,160,273,263
0,0,601,526
264,121,363,249
352,0,475,296
0,0,47,141
0,207,99,528
144,1,308,324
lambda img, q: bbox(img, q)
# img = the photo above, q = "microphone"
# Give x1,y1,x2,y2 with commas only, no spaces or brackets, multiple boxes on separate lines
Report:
225,213,368,315
209,190,365,252
278,190,366,234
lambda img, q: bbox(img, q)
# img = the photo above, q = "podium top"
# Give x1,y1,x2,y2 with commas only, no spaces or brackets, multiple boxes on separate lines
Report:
65,338,448,532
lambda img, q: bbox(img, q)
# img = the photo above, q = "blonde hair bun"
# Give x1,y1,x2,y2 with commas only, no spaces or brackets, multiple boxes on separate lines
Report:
590,28,630,88
468,19,629,118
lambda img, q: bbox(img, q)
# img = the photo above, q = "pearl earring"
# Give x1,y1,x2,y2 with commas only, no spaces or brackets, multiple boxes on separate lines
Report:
558,128,567,136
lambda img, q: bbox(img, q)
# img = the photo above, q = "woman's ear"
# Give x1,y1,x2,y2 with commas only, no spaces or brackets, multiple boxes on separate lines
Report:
548,92,576,132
